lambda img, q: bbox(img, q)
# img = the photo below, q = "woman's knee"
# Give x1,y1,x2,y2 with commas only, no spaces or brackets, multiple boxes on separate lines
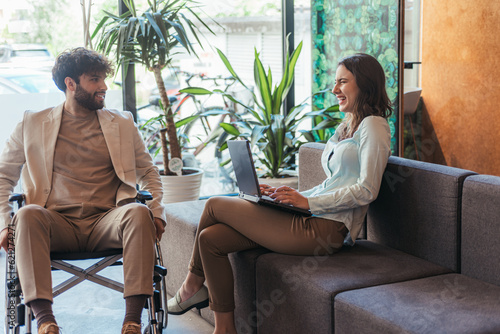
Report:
202,196,248,223
205,196,242,212
198,225,225,255
204,196,224,213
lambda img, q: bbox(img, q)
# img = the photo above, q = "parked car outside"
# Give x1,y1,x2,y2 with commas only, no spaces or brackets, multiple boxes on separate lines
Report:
0,44,54,71
0,69,59,94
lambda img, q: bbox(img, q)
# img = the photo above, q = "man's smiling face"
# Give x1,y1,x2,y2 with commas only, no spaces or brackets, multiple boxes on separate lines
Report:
74,72,107,111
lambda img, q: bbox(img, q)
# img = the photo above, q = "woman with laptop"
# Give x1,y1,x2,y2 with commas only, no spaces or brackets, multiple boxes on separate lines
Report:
167,53,393,334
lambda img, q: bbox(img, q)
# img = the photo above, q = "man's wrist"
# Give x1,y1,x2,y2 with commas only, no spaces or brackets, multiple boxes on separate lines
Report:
154,217,166,227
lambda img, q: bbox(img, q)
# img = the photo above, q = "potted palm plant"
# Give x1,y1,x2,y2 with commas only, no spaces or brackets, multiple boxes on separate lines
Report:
181,39,342,185
92,0,215,202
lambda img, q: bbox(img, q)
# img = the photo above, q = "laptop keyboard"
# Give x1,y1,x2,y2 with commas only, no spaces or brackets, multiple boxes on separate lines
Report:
261,195,275,202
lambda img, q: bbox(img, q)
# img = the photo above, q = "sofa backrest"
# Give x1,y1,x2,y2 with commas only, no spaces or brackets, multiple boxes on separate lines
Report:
461,175,500,286
298,143,327,191
367,156,476,272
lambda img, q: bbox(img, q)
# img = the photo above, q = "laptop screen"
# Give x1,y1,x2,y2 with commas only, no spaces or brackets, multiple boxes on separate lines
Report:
227,140,261,197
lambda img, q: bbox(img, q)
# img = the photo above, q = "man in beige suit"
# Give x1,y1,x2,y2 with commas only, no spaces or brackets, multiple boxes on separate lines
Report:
0,48,165,334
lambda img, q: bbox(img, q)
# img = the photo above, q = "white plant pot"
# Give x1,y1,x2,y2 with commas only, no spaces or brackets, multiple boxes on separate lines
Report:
160,167,204,204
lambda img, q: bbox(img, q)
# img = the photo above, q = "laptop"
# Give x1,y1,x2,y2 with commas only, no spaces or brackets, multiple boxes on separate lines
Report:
227,140,312,216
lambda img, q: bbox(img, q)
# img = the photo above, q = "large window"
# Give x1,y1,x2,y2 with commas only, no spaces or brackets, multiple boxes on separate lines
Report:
0,0,122,157
1,0,311,197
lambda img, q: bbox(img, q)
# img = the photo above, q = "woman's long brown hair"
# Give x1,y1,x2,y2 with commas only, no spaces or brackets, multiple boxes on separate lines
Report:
337,53,393,141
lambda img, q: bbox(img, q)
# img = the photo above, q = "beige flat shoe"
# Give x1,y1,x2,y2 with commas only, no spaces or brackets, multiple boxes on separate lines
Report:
167,285,209,315
38,322,60,334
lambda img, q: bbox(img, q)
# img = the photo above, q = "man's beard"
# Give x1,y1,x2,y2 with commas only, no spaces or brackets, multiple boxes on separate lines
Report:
74,84,105,111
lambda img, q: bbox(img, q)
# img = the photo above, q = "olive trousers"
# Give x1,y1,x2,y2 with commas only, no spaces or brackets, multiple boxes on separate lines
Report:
189,197,348,312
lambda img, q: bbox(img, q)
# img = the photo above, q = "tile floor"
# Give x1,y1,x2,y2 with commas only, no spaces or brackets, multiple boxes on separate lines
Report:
0,252,214,333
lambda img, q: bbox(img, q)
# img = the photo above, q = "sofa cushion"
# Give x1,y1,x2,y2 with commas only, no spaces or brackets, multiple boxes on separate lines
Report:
367,156,476,271
198,248,270,331
200,247,271,333
461,174,500,286
162,199,207,297
335,273,500,334
298,143,327,192
254,240,451,334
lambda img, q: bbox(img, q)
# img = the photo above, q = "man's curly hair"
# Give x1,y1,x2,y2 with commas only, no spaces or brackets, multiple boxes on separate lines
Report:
52,47,115,92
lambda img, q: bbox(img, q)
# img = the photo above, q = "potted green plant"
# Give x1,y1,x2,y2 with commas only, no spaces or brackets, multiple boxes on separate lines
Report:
180,39,342,183
92,0,213,175
92,0,216,202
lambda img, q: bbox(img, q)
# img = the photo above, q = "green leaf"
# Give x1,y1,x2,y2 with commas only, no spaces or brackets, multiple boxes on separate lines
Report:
254,49,273,122
250,125,268,147
179,87,213,95
220,122,241,136
216,48,250,91
325,104,340,112
175,115,199,127
312,119,341,130
145,12,166,44
285,103,307,128
300,130,316,142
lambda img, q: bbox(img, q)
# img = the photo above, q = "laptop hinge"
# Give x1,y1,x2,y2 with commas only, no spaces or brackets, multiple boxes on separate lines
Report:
239,192,259,203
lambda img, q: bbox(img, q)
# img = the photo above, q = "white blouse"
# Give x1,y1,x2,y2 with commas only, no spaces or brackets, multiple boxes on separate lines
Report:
300,116,391,245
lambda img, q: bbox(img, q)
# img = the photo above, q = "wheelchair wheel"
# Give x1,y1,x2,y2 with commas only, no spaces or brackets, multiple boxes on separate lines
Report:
5,251,30,334
144,291,165,334
144,242,168,333
143,324,159,334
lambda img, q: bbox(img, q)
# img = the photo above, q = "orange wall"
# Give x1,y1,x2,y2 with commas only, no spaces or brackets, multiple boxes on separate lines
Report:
420,0,500,175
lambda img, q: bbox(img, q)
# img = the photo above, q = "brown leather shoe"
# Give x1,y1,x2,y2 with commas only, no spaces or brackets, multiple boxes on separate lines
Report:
38,322,60,334
122,321,142,334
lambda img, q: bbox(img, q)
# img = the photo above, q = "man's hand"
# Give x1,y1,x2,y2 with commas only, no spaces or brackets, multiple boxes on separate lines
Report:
0,228,11,252
154,217,165,241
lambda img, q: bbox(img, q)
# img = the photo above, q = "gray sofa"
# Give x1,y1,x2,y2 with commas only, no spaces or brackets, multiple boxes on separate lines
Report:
160,142,500,333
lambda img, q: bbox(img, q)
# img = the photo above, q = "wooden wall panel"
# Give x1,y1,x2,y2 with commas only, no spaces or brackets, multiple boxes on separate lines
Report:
420,0,500,175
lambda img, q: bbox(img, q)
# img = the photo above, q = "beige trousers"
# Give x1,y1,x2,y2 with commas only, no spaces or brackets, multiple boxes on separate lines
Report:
13,203,156,303
189,197,348,312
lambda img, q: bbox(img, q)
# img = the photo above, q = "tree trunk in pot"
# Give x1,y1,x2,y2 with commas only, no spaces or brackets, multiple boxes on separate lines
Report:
153,65,181,174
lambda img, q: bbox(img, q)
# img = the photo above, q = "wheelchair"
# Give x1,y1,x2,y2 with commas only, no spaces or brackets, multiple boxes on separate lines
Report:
4,191,168,334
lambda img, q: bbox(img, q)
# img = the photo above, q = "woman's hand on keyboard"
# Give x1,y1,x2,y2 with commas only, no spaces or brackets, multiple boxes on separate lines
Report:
271,186,310,210
259,184,276,196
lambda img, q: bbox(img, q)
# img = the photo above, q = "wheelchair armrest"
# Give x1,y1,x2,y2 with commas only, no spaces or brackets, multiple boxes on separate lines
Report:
136,190,153,204
9,193,25,208
8,191,152,207
9,193,24,202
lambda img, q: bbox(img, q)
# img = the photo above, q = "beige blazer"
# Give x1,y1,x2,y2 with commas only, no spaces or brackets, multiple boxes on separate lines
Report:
0,103,165,230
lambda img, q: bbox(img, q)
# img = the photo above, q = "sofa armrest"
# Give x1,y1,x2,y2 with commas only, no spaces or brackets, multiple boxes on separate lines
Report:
298,143,326,192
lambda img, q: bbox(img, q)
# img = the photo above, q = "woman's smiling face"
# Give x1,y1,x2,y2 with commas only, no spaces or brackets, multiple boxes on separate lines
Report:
333,64,360,114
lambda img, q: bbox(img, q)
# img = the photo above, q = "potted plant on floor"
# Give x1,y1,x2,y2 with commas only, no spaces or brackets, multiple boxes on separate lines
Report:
92,0,215,202
180,39,342,187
